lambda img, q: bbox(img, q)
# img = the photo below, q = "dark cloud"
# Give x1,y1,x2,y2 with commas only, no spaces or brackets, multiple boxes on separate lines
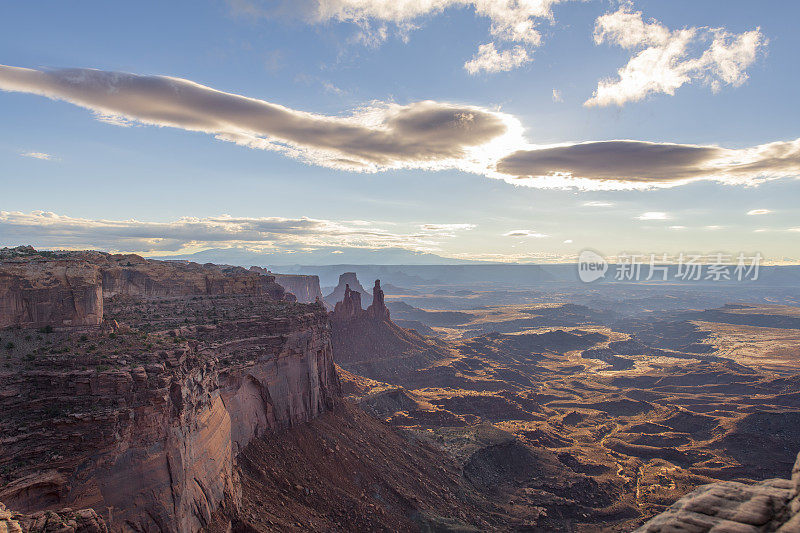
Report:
496,140,724,182
0,65,510,170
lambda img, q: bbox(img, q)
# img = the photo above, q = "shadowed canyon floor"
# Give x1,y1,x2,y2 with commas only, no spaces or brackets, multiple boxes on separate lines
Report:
333,291,800,531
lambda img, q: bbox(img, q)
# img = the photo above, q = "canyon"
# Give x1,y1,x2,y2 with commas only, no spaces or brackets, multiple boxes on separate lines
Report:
3,250,800,532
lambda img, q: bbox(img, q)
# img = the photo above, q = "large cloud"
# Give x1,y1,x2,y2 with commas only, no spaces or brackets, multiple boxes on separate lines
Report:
0,211,476,254
585,7,765,107
229,0,569,74
0,64,519,172
495,139,800,189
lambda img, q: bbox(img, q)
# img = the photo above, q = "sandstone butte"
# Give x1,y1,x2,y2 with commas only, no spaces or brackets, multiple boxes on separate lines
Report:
0,247,340,532
324,272,373,309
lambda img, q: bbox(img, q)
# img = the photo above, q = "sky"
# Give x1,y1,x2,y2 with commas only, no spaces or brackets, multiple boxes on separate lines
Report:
1,0,799,264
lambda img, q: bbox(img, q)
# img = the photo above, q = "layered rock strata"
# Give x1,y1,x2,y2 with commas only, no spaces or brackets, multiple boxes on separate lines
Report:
0,248,286,329
0,249,339,533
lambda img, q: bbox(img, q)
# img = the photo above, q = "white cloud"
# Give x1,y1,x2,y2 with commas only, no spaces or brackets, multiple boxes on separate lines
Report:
503,229,549,238
668,225,687,230
20,151,53,160
563,239,573,244
583,201,613,207
747,209,772,216
0,211,476,255
585,7,765,107
229,0,570,74
464,43,531,75
420,223,476,232
636,211,670,220
552,89,563,103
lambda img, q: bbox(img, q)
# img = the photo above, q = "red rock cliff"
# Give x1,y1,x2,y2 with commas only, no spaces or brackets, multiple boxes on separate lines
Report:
0,259,103,329
0,250,339,533
0,249,286,329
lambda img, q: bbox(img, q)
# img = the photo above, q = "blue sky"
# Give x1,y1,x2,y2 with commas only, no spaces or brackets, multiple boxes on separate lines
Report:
1,0,799,263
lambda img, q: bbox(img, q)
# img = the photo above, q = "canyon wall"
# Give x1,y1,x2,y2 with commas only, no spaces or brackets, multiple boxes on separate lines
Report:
249,266,323,304
0,259,103,329
0,249,286,329
0,249,339,532
99,254,286,300
0,309,339,532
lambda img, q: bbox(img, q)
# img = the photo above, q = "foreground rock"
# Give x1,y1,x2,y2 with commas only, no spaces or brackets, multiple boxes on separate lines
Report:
0,502,107,533
0,248,339,532
635,452,800,532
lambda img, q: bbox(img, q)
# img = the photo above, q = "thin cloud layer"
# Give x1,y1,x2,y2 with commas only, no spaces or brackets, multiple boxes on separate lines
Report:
495,139,800,189
0,64,520,172
0,211,476,255
230,0,568,74
586,6,765,107
20,151,53,160
503,229,549,238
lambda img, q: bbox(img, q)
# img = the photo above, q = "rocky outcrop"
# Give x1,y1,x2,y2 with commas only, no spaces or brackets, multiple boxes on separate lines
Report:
330,280,389,323
365,279,390,321
329,278,450,383
0,249,286,329
635,451,800,532
249,267,323,304
324,272,371,308
331,284,364,320
0,502,107,533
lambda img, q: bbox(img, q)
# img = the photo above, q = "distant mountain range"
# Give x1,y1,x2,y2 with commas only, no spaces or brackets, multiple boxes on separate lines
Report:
151,246,479,267
150,247,800,290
